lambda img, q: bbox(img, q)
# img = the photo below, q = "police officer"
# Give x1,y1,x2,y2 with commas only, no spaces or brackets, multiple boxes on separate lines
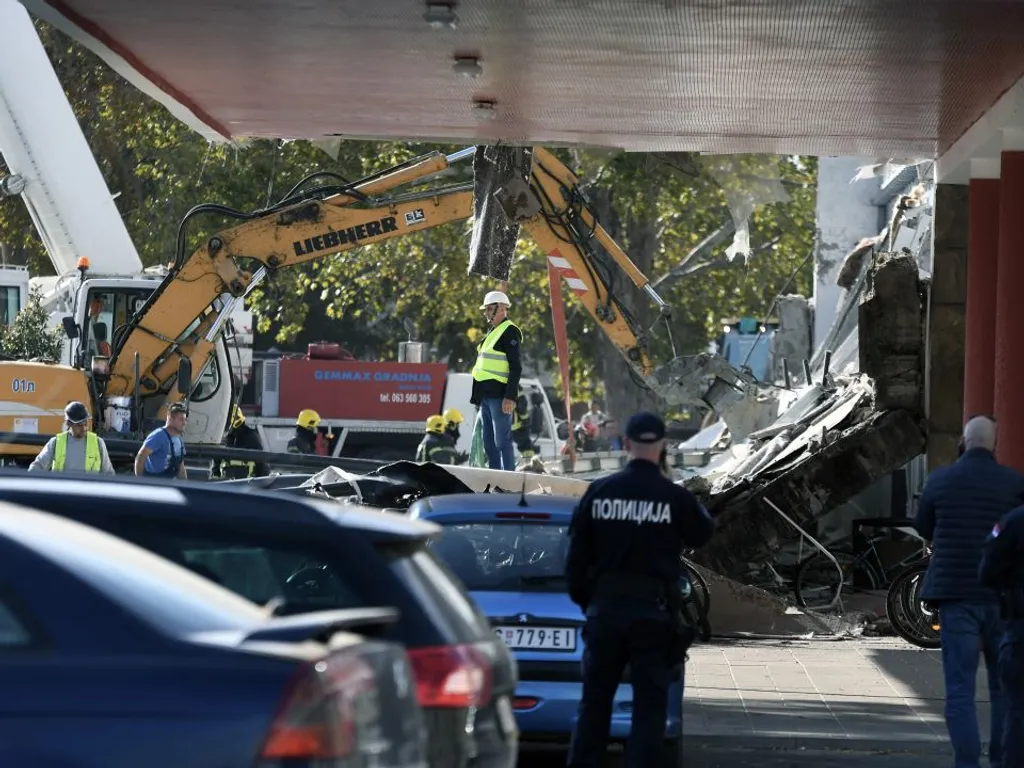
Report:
979,505,1024,767
287,409,321,454
210,405,270,479
564,411,714,768
416,415,457,464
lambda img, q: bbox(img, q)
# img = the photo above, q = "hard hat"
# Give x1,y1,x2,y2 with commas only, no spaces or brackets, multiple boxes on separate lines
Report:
230,405,246,429
480,290,510,310
426,414,446,434
297,408,321,430
64,401,89,424
443,408,464,425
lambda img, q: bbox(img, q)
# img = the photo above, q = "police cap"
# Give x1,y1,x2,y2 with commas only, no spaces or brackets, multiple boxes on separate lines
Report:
625,411,666,443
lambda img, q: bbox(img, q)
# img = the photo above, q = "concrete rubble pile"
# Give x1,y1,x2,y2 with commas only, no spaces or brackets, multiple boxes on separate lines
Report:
684,251,927,588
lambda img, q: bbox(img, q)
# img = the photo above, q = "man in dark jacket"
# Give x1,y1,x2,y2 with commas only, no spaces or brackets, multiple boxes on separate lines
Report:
915,415,1024,768
210,406,269,479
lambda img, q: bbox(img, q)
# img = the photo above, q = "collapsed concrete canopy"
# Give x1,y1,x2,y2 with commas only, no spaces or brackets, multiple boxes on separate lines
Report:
685,251,926,583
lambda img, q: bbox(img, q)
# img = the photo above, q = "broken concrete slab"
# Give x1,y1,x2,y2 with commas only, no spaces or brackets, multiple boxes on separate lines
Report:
691,563,840,638
859,252,925,414
684,250,927,584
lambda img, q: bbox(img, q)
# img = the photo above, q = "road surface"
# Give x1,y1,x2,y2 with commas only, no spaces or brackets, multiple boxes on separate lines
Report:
519,744,941,767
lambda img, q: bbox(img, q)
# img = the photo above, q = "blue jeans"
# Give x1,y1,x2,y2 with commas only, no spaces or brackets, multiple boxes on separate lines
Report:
939,602,1006,768
479,397,515,470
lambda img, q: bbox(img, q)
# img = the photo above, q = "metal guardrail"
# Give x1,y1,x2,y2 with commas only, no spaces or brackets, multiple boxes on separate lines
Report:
0,431,385,474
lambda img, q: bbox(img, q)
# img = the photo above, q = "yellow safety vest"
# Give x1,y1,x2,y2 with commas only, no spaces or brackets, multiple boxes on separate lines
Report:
52,431,102,472
471,320,520,385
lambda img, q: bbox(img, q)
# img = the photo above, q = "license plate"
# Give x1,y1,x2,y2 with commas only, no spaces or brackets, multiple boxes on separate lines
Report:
494,625,576,651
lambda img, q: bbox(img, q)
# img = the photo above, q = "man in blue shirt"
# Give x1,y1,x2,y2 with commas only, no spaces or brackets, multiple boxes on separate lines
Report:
134,403,188,479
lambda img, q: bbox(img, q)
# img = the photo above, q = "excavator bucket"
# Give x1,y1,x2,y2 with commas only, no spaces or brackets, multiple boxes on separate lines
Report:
469,145,534,281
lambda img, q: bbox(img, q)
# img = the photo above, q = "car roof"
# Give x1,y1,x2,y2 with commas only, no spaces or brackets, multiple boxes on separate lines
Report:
409,492,578,523
0,470,438,543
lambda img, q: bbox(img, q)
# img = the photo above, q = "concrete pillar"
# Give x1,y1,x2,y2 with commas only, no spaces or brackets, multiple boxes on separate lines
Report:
926,184,969,471
963,164,1000,420
994,143,1024,471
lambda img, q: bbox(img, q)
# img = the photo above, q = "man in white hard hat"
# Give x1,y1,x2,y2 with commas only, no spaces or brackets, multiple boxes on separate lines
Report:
470,290,522,471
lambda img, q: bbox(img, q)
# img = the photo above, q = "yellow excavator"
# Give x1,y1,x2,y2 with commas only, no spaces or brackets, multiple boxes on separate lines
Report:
0,145,756,457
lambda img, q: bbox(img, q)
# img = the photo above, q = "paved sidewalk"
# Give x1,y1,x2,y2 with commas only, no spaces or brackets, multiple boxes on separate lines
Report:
683,638,998,754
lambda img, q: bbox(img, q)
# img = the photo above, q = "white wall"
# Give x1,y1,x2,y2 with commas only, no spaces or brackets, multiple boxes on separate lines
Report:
813,158,882,350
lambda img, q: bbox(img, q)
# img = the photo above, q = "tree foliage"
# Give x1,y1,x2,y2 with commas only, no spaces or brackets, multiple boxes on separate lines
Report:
0,287,64,361
0,20,817,422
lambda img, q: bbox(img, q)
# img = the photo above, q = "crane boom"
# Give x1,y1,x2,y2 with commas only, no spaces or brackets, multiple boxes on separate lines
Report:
0,0,142,277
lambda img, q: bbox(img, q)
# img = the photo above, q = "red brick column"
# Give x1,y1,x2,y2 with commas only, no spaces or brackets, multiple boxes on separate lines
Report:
963,177,1000,421
994,151,1024,469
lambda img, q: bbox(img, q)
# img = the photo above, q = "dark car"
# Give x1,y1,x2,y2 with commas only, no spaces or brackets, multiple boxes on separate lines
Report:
409,493,686,763
0,472,518,768
0,499,427,768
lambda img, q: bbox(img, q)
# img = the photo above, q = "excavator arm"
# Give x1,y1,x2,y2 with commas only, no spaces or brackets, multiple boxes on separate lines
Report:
107,146,756,412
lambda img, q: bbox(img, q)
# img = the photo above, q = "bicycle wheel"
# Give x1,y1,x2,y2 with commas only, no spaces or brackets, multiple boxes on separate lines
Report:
886,561,940,649
682,558,711,618
682,588,712,642
793,549,877,609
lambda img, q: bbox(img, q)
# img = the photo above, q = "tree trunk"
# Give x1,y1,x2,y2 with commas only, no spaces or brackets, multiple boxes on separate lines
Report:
588,184,662,424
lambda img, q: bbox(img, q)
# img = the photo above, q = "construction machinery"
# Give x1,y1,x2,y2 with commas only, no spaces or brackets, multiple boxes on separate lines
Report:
0,140,760,460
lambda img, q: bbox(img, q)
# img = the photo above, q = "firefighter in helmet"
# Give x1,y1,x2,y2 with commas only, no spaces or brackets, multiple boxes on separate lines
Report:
417,414,458,464
442,408,470,465
512,388,536,460
443,408,464,443
211,405,269,479
288,409,321,454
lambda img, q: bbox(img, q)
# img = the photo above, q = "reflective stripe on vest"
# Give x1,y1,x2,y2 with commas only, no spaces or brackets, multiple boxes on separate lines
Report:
471,319,519,384
52,431,101,472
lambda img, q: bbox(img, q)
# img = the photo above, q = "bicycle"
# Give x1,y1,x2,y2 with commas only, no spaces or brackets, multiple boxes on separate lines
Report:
793,533,930,610
681,554,712,642
886,558,940,649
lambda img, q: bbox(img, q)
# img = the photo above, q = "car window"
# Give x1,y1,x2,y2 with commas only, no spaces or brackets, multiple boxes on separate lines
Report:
0,511,268,637
386,545,492,642
428,522,570,592
0,600,30,647
109,522,363,611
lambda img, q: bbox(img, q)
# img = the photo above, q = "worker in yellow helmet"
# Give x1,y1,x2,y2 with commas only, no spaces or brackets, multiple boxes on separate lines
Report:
28,401,114,474
443,408,464,443
288,408,321,454
416,414,458,464
211,405,270,479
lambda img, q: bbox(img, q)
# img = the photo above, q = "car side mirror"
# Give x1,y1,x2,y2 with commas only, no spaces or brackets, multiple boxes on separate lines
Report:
530,391,544,406
177,358,192,397
62,316,79,339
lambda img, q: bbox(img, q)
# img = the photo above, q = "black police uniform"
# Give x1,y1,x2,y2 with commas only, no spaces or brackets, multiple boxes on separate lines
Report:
287,426,317,454
211,422,270,479
979,505,1024,766
564,412,714,768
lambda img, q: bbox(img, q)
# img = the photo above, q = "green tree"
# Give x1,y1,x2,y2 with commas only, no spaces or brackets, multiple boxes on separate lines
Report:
0,20,817,424
0,287,64,361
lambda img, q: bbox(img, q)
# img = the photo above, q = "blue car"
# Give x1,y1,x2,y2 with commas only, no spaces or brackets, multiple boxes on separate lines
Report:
0,500,427,768
408,493,684,757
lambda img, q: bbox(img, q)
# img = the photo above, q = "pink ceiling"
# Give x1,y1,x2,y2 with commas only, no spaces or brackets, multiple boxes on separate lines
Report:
25,0,1024,156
